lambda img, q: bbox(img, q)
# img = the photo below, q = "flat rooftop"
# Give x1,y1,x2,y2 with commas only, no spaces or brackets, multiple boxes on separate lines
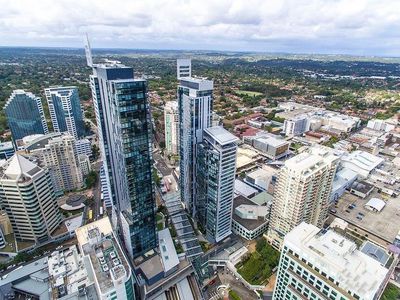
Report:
285,223,389,299
332,190,400,243
205,126,238,145
232,195,268,231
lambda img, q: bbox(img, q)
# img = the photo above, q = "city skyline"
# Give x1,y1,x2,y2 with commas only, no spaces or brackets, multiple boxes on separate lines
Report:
1,0,400,56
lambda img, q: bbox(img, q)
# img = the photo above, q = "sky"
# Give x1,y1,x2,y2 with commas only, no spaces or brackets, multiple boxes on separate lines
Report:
0,0,400,56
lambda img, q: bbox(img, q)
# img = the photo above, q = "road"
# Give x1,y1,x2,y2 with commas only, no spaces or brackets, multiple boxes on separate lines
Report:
153,151,173,176
218,269,259,300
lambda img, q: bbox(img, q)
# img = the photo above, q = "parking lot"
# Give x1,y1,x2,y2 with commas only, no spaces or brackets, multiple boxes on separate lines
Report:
332,190,400,244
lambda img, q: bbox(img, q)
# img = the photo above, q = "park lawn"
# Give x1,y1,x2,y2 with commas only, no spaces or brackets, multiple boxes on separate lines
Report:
235,90,263,97
156,212,163,222
229,289,241,300
382,283,400,300
237,239,280,285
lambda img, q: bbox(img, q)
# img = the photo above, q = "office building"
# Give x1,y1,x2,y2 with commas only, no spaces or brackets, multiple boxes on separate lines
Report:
0,154,61,243
177,58,192,79
78,154,91,176
28,133,83,195
164,101,179,155
232,195,270,240
4,90,49,142
75,138,92,157
0,141,14,160
273,222,390,300
367,119,396,132
45,86,85,139
246,134,290,160
75,217,135,299
178,74,213,217
268,146,339,248
196,126,238,243
89,56,156,257
283,115,310,136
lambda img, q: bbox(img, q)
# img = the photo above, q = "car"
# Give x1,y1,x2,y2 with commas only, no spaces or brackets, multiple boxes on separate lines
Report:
348,204,356,209
345,209,351,213
358,212,365,217
356,216,363,220
329,208,337,214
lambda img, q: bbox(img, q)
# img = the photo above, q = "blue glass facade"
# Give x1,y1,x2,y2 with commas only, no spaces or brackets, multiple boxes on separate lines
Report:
91,65,156,258
4,90,49,143
45,87,85,138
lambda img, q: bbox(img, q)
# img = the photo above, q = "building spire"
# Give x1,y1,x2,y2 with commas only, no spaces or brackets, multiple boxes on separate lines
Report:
84,33,93,67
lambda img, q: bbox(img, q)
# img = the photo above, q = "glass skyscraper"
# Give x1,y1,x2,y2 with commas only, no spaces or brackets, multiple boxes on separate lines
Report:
196,126,238,243
89,63,157,258
45,86,85,139
4,90,49,143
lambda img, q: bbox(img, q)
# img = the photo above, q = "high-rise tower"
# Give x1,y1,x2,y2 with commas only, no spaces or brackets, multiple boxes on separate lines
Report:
164,101,179,155
4,90,48,143
45,86,85,139
86,36,157,258
0,154,62,244
268,145,338,248
196,126,238,242
178,67,213,218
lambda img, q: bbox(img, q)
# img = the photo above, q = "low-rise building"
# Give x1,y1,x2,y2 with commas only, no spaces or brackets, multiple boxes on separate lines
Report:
367,119,396,132
245,167,277,192
245,134,290,160
75,217,135,299
232,195,270,240
340,150,384,178
330,168,358,203
75,138,92,157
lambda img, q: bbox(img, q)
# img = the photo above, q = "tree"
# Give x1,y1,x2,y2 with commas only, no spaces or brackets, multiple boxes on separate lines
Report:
85,171,98,188
91,144,100,159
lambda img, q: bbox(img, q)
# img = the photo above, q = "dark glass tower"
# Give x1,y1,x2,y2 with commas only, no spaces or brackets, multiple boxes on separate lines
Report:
4,90,49,143
90,63,157,258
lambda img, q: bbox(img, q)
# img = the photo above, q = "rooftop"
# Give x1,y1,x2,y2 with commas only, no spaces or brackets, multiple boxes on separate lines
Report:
158,228,179,273
75,217,130,295
285,223,389,299
204,126,239,145
232,195,269,231
332,190,400,243
1,154,42,181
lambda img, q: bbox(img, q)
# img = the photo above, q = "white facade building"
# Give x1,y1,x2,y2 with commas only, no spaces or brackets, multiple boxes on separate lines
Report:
29,134,83,194
75,217,135,300
178,75,213,217
78,154,91,176
340,150,384,178
0,154,62,243
75,138,92,157
273,222,390,300
367,119,396,132
164,101,179,155
177,58,192,79
45,86,85,139
283,115,310,136
268,146,339,248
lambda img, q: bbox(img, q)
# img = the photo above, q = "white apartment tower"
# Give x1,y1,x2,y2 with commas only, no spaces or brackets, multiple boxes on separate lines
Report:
0,154,62,243
268,146,339,248
164,101,179,155
177,58,192,79
273,222,390,300
45,86,85,139
178,71,213,217
30,134,83,195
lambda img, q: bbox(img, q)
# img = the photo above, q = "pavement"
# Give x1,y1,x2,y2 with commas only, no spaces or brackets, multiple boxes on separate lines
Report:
218,268,259,300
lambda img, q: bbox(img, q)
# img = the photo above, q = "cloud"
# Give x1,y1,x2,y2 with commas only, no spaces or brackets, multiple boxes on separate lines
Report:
0,0,399,55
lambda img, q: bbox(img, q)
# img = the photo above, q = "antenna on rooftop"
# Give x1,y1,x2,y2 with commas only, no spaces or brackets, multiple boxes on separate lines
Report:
84,33,93,67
